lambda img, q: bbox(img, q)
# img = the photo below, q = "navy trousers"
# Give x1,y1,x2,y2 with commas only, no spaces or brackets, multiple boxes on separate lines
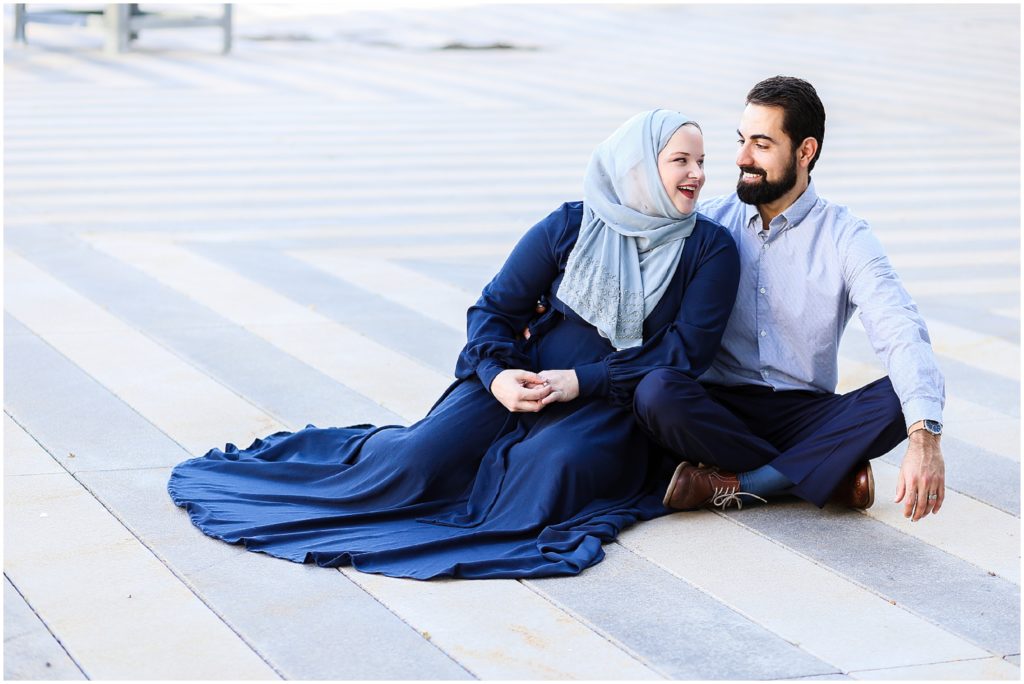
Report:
633,369,908,507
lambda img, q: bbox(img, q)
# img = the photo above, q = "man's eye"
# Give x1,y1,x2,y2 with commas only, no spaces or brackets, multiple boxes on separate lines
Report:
736,139,744,145
755,143,768,150
698,160,705,167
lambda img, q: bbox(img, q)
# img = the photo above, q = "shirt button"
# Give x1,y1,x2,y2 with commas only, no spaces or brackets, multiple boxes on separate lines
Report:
762,243,769,250
762,369,770,377
759,330,767,337
759,287,766,294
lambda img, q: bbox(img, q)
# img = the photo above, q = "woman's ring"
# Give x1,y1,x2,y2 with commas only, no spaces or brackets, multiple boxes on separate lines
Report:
927,493,938,500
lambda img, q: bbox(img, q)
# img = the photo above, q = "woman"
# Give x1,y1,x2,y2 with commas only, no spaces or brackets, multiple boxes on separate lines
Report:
168,110,740,580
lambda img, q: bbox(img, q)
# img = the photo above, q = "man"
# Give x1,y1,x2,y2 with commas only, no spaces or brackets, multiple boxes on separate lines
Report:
633,76,946,522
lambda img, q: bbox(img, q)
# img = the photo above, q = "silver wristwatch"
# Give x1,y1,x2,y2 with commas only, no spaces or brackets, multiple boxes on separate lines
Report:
909,419,942,437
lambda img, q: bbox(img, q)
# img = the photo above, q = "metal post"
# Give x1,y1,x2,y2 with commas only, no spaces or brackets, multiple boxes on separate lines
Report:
103,4,128,54
14,4,27,42
221,4,233,54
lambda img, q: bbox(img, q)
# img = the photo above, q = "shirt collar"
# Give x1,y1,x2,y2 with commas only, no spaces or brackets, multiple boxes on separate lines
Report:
743,180,819,233
783,180,818,228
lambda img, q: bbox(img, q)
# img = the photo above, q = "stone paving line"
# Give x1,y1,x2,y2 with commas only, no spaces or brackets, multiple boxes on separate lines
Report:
3,578,85,681
5,3,1020,680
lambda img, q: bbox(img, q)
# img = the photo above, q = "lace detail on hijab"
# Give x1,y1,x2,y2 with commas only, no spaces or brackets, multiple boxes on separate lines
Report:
559,252,645,342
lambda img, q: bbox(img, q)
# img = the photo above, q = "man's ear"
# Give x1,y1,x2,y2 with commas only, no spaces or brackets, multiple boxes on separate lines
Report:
798,137,819,169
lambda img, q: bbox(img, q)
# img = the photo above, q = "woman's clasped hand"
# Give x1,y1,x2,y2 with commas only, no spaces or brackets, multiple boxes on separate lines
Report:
489,368,580,412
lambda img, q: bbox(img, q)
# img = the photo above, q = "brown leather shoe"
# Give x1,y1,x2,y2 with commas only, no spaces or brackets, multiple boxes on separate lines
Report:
664,462,763,510
831,461,875,509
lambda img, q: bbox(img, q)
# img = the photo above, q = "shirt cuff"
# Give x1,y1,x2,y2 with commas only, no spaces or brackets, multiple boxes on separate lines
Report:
575,360,609,399
901,397,944,431
476,360,507,395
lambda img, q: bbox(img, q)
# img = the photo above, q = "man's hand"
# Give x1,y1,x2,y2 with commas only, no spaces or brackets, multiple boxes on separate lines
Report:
894,430,945,521
537,369,580,405
490,369,553,413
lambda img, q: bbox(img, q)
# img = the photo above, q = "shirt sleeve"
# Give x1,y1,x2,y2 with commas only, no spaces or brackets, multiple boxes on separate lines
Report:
841,220,945,428
574,226,740,407
454,204,572,393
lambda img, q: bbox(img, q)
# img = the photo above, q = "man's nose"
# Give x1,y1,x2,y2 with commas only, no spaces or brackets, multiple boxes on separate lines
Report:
736,143,752,167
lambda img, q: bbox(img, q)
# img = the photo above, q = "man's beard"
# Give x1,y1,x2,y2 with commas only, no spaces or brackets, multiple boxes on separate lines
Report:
736,153,799,205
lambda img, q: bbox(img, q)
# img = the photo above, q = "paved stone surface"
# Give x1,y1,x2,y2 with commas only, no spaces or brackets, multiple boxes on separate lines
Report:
6,329,472,679
3,578,84,680
83,235,450,422
188,545,473,680
727,501,1020,656
3,230,402,429
5,315,192,473
197,241,465,375
343,568,662,680
620,513,991,672
5,472,278,679
866,460,1019,583
879,441,1020,518
4,3,1019,680
850,657,1022,680
4,414,64,477
7,292,635,679
528,543,836,679
5,252,283,454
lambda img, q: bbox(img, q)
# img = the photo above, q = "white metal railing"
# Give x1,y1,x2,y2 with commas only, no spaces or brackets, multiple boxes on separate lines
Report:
12,4,232,54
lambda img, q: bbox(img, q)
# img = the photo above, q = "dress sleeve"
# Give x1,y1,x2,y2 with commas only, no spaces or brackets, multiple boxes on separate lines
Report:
454,204,574,393
574,226,740,407
840,220,945,427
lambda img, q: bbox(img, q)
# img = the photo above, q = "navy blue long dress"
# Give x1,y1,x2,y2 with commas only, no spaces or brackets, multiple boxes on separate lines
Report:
168,202,739,579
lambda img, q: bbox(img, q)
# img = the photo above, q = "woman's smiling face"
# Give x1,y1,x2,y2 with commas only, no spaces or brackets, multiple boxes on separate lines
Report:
657,124,705,215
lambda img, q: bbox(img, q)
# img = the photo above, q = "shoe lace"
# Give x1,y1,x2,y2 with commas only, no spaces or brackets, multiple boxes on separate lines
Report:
711,486,767,510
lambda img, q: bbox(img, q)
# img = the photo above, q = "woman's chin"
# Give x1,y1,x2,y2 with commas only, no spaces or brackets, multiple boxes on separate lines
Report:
674,198,698,215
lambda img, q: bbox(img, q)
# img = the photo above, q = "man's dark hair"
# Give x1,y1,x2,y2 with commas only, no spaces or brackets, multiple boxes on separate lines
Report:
746,76,826,172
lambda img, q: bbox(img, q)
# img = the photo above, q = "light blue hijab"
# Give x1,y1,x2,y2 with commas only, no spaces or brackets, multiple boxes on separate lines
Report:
557,110,700,349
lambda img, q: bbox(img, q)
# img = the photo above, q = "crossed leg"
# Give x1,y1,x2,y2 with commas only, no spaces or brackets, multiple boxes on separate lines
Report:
633,369,907,506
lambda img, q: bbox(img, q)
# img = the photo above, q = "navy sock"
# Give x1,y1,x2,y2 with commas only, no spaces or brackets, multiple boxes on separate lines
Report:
738,465,794,499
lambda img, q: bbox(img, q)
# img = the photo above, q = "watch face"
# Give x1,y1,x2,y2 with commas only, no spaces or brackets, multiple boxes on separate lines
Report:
924,420,942,435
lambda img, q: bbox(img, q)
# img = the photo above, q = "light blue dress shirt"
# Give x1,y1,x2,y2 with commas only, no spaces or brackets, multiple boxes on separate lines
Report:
697,181,944,428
